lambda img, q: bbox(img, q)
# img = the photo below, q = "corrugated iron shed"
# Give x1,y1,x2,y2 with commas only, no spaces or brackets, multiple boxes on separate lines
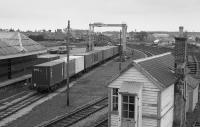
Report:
0,32,46,60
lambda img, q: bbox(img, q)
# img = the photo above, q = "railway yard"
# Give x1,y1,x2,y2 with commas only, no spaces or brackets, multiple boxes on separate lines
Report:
0,29,200,127
0,54,139,127
0,32,147,127
2,0,200,126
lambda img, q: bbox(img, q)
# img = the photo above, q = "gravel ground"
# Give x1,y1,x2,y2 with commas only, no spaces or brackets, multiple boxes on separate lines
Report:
3,57,132,127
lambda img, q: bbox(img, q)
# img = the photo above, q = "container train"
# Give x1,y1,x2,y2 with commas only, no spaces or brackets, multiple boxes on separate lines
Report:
32,46,119,91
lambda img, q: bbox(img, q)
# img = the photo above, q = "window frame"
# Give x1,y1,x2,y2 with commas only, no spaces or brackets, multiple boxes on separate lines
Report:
122,94,135,119
111,88,119,112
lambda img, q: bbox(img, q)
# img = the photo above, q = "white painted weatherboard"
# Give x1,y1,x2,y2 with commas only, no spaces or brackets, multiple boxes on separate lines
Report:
70,55,84,73
142,118,157,127
193,85,199,111
110,114,119,127
160,107,174,127
109,67,160,127
160,84,174,116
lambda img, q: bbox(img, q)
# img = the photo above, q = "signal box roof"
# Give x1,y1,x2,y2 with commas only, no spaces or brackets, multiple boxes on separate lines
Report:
134,52,177,88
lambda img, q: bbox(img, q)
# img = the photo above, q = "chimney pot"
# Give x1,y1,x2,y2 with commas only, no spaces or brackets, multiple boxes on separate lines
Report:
179,26,184,37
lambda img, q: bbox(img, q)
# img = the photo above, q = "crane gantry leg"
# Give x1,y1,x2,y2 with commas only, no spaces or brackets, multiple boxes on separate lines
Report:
87,23,127,54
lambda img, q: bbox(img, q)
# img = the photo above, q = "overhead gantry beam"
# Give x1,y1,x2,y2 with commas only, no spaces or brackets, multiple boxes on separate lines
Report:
87,23,127,52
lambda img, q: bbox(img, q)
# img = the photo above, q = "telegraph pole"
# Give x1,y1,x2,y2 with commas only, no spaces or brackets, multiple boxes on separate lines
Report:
66,20,70,106
119,30,122,71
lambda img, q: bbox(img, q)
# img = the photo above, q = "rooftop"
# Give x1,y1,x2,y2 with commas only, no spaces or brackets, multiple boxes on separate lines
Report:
134,52,177,88
0,32,46,60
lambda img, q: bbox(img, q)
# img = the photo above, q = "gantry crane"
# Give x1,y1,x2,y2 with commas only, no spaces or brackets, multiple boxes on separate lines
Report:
87,23,127,53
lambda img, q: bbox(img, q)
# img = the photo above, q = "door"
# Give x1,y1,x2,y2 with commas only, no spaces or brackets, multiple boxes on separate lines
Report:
121,95,136,127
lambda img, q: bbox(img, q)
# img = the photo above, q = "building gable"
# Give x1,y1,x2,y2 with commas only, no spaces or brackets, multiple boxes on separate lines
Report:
134,52,177,89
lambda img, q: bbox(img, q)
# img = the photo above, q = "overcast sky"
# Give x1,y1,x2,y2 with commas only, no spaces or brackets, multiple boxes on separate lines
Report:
0,0,200,32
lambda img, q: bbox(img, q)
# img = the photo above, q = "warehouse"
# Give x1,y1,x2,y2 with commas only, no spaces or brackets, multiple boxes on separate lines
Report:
0,31,46,82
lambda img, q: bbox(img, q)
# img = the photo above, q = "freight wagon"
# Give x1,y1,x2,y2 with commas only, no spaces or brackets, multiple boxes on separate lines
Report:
69,56,84,73
36,54,60,65
32,57,75,91
94,46,117,61
72,52,94,70
72,50,104,70
59,57,76,78
32,46,119,91
32,60,64,91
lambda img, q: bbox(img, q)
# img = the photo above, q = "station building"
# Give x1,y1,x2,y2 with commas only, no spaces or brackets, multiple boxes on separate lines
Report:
0,31,46,82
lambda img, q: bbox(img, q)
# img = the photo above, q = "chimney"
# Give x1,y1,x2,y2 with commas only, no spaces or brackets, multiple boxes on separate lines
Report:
174,26,187,71
179,26,184,37
173,26,188,127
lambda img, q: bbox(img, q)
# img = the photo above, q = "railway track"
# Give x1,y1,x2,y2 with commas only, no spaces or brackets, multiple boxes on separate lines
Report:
0,93,46,120
193,121,200,127
91,118,108,127
132,49,153,57
143,50,153,57
36,97,108,127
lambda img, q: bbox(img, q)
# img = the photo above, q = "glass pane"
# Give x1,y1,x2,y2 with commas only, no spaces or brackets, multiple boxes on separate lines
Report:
113,88,118,95
129,96,135,103
113,97,118,103
122,111,128,118
113,103,118,111
123,104,128,110
129,111,135,118
123,95,128,103
129,104,135,111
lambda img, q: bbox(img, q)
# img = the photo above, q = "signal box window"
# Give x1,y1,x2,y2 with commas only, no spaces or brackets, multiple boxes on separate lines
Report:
112,88,118,111
122,95,135,118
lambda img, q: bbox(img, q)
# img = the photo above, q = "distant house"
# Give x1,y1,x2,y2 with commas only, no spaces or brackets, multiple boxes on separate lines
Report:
152,33,175,46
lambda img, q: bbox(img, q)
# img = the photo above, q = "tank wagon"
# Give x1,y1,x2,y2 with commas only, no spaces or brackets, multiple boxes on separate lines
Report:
32,46,119,91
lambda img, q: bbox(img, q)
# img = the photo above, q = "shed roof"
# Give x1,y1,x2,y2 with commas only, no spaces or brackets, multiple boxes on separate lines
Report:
0,32,46,59
134,52,177,88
